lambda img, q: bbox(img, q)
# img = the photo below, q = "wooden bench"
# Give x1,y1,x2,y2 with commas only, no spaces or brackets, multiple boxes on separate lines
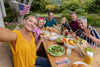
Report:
0,42,13,67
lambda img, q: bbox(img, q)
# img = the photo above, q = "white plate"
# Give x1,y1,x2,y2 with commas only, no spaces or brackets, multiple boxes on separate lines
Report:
73,61,89,67
49,33,58,40
47,45,65,56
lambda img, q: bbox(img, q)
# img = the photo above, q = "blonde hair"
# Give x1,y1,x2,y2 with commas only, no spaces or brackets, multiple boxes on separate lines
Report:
24,15,37,21
37,19,44,29
62,17,68,22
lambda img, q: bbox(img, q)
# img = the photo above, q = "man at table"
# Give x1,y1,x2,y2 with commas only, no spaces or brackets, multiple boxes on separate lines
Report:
76,16,100,46
44,12,57,27
69,13,80,32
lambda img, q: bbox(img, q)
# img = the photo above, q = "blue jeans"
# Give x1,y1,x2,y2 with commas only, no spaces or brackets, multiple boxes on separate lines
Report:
35,56,50,67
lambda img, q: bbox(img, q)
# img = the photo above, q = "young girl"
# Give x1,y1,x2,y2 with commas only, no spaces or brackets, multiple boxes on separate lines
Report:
60,17,72,35
32,17,46,44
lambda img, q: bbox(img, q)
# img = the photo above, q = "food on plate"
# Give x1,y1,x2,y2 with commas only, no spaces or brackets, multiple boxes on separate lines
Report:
81,40,87,44
40,33,46,35
75,36,80,41
63,38,79,45
61,39,64,43
71,64,86,67
56,38,64,45
49,33,57,37
84,46,94,53
78,64,86,67
71,64,78,67
56,38,62,43
46,27,49,30
50,28,58,33
69,39,76,45
63,38,68,42
47,45,65,56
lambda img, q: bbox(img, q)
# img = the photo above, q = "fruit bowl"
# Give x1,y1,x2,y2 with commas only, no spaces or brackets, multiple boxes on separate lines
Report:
63,38,78,49
64,42,77,49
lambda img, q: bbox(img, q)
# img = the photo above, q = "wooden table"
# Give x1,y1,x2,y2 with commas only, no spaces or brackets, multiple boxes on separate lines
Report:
42,40,100,67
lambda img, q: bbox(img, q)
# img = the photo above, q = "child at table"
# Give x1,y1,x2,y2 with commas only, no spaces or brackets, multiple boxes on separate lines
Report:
32,17,46,44
60,17,72,35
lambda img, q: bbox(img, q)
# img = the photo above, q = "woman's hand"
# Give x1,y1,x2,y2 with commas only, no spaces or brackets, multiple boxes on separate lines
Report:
40,35,46,42
36,35,46,51
83,27,91,37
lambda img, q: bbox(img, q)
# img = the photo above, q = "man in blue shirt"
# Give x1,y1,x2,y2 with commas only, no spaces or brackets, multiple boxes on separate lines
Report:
44,12,57,27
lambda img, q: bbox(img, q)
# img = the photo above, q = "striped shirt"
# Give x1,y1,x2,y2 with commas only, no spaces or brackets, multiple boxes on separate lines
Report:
76,25,100,46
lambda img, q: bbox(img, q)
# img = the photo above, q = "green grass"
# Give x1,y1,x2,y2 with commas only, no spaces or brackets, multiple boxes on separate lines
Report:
35,13,60,17
5,25,17,30
19,25,23,29
5,25,24,30
94,27,100,30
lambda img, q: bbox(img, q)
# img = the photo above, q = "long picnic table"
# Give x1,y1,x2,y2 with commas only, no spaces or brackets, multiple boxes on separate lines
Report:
42,40,100,67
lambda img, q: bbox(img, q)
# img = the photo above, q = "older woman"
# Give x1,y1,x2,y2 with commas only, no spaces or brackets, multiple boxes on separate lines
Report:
83,27,100,46
0,15,50,67
76,16,100,46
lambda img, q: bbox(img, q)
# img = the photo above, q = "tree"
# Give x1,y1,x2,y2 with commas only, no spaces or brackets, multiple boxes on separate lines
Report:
87,0,100,13
61,0,80,11
31,0,48,12
7,0,33,24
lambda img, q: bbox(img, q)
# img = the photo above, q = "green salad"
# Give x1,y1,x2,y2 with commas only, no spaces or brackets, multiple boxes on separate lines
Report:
56,38,61,43
85,46,94,53
47,45,65,56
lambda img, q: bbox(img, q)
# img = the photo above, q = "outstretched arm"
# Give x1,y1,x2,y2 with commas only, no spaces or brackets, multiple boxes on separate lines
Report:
0,27,17,42
83,27,100,46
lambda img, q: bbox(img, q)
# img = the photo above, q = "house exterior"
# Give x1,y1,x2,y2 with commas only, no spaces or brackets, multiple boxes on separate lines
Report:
0,0,6,27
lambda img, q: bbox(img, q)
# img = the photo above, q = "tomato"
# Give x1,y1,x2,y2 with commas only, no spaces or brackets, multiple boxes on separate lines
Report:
61,39,64,43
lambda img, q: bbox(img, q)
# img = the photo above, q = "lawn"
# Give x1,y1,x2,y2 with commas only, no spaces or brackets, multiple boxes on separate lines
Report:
35,13,61,17
5,25,23,30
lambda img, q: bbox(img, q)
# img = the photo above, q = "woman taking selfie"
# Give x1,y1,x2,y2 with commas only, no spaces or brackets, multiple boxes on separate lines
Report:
0,15,50,67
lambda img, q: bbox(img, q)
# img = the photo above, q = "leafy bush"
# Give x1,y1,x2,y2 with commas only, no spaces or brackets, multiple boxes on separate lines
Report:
75,8,85,15
4,16,14,22
31,0,49,13
63,9,72,14
4,7,14,22
45,5,55,11
86,16,100,27
61,0,80,11
57,19,61,24
5,25,16,30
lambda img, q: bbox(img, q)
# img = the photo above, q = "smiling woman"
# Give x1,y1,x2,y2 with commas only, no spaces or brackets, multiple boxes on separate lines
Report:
0,15,50,67
76,16,100,46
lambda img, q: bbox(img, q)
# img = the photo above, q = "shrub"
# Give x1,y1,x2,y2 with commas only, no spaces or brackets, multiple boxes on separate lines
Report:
61,0,80,11
86,16,100,27
4,15,14,22
63,9,72,14
75,8,85,15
